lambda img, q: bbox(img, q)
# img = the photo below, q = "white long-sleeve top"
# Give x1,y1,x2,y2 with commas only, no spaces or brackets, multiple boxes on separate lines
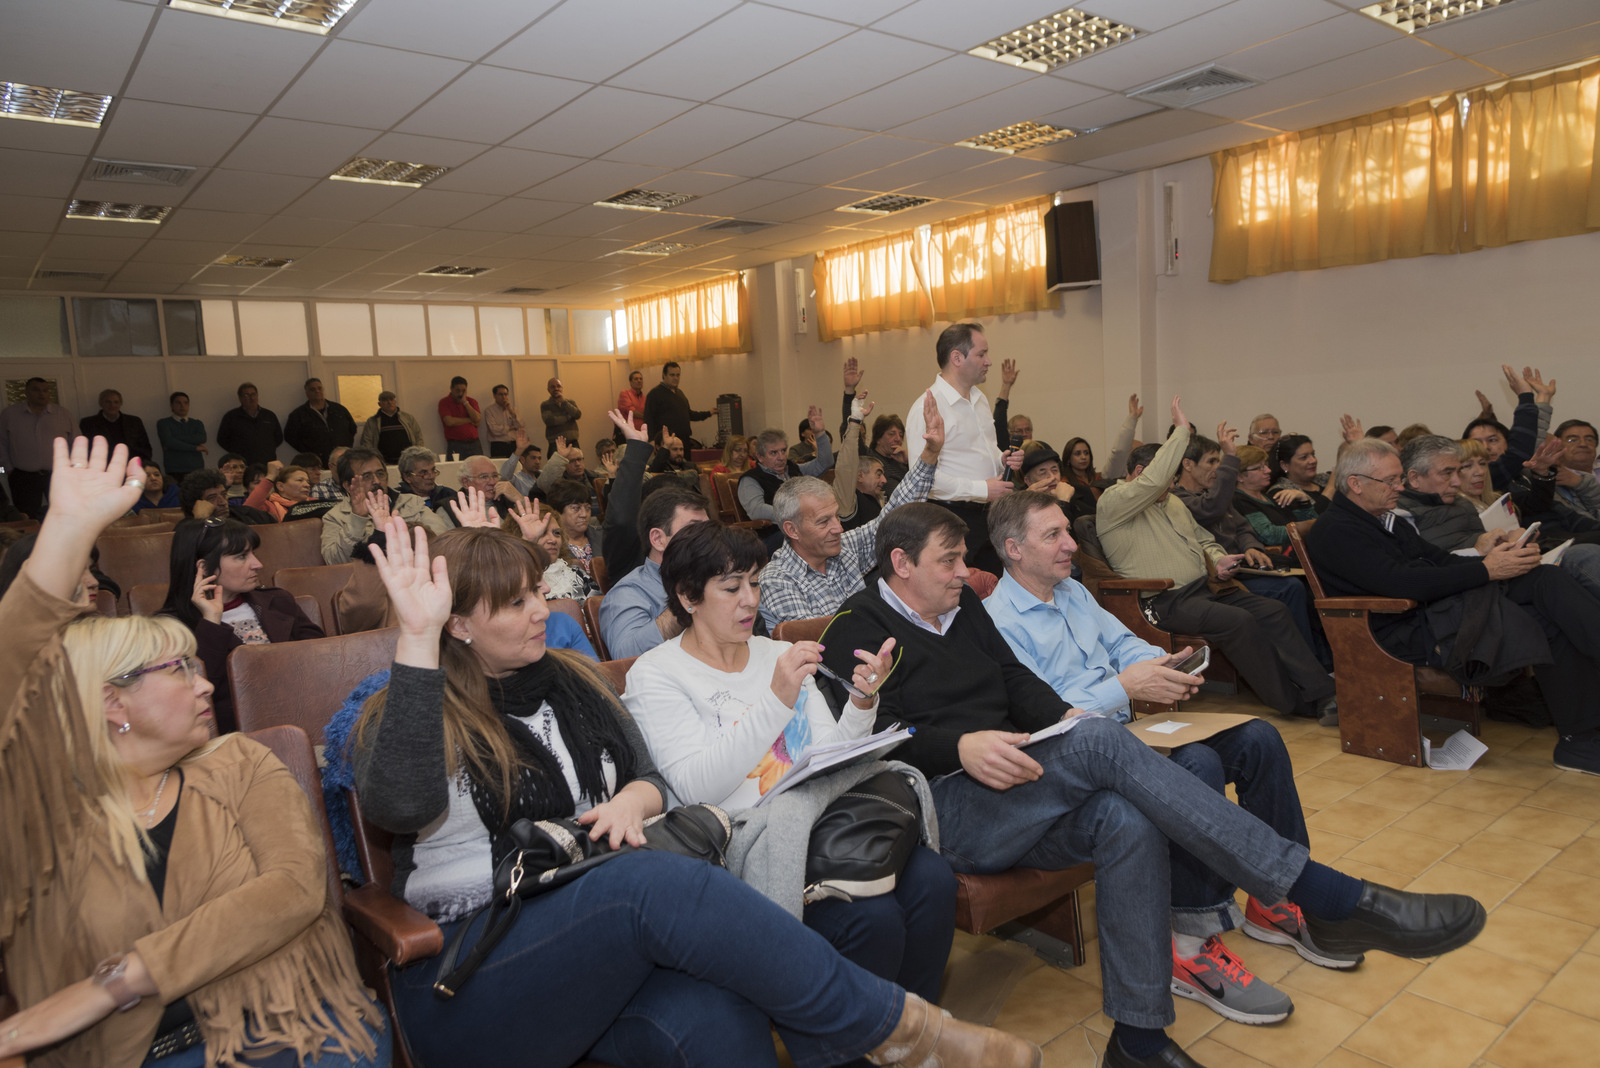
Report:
623,634,876,810
903,375,1001,503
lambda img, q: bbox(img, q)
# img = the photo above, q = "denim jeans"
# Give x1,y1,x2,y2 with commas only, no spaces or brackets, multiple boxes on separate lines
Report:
1166,720,1308,938
145,1013,391,1067
930,716,1309,1028
389,851,902,1068
803,844,957,1005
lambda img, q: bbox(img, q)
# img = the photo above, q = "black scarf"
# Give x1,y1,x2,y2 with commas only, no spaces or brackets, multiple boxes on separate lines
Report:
467,656,637,867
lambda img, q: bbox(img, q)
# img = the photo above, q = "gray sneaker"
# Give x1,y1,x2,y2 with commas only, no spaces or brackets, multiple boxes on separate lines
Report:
1243,897,1364,969
1170,936,1294,1025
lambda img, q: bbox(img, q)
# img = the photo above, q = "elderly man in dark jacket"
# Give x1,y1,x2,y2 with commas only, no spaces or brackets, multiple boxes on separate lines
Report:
1304,437,1600,775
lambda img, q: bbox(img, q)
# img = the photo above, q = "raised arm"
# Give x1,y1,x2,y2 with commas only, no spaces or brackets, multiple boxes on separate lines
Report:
1097,398,1190,535
1104,394,1143,481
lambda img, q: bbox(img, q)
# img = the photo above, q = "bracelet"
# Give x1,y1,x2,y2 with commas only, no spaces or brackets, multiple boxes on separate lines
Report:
93,953,142,1012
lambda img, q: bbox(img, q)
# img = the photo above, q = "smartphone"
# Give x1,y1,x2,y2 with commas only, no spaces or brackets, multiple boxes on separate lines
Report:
1512,522,1541,549
1173,647,1211,677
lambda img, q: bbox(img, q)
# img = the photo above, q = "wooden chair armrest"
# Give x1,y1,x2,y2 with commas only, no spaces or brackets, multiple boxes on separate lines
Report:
1098,578,1175,593
1315,596,1417,614
342,883,443,965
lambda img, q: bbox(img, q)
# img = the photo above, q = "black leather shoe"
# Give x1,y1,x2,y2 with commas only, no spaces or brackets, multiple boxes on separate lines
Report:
1102,1037,1210,1068
1303,881,1485,958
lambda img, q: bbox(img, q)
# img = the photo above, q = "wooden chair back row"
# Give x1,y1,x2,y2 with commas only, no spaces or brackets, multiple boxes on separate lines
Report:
127,583,323,632
583,595,609,660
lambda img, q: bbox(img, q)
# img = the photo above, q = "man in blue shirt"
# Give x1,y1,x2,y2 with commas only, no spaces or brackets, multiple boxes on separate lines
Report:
598,485,709,659
983,490,1361,1028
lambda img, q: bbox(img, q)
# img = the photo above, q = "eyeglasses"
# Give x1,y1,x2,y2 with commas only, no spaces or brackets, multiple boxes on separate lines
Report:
112,655,204,686
1562,434,1598,445
1352,473,1405,489
813,610,904,699
349,469,382,483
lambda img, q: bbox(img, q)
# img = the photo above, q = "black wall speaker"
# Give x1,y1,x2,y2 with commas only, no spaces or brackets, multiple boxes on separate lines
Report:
1044,200,1100,291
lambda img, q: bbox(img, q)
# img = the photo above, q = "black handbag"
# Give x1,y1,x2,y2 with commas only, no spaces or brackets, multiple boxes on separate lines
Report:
802,769,922,905
433,803,731,998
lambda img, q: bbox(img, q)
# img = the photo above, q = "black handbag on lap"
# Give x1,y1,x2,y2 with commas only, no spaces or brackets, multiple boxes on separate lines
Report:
802,769,922,905
433,804,731,998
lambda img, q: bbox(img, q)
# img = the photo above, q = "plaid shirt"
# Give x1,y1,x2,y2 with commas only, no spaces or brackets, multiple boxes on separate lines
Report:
758,456,937,629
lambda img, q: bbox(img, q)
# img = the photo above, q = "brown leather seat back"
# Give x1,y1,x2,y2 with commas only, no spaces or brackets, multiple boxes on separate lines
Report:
597,655,637,695
252,519,324,586
128,583,169,616
1287,520,1325,599
246,725,344,913
230,627,399,746
583,595,609,659
95,529,175,615
275,563,357,637
773,616,829,644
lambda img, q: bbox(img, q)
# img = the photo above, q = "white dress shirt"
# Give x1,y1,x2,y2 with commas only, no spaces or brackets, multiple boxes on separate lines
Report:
903,375,1000,503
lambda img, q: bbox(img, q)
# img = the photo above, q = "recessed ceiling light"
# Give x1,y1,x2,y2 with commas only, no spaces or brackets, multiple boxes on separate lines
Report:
66,200,172,224
1359,0,1518,32
839,194,935,215
612,242,696,257
958,121,1078,154
419,265,493,277
167,0,359,35
1,81,113,128
329,157,451,188
595,188,699,212
503,286,548,295
34,269,107,281
969,8,1141,73
214,255,295,268
701,219,774,234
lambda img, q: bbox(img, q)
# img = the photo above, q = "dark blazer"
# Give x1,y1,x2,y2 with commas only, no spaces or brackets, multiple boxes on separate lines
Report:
284,401,357,464
191,587,323,732
80,413,153,464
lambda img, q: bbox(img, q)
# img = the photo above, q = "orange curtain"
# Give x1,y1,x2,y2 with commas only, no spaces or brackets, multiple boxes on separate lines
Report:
924,195,1053,320
812,231,930,343
624,274,751,365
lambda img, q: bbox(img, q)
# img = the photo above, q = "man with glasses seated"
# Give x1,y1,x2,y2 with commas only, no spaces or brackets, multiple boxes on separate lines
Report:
1304,437,1600,776
1246,413,1281,453
447,455,519,526
320,448,447,565
397,445,458,515
1553,419,1600,520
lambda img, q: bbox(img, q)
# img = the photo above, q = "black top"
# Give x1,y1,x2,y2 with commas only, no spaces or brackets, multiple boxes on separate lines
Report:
284,401,357,465
216,407,283,466
79,413,153,464
145,772,199,1039
642,383,710,445
600,439,653,582
375,412,410,464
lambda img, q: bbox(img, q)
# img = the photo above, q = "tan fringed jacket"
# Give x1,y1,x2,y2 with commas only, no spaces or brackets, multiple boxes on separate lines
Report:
0,572,382,1068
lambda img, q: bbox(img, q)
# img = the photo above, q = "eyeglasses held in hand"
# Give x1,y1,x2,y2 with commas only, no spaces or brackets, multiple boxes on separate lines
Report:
813,610,903,699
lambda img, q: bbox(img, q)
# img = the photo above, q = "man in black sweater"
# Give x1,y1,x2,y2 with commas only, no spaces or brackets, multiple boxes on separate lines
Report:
1303,437,1600,774
642,361,712,447
284,377,356,465
216,381,283,465
817,502,1486,1068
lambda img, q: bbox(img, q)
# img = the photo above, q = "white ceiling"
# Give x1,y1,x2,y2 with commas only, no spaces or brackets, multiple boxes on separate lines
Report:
3,0,1598,304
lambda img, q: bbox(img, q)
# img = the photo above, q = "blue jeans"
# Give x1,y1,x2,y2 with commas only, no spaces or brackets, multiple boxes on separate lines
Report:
929,716,1309,1028
145,1013,391,1067
1166,720,1308,938
803,845,957,1005
390,851,902,1068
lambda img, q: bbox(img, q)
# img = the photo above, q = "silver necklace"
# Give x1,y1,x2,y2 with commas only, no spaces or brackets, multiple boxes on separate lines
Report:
138,769,172,827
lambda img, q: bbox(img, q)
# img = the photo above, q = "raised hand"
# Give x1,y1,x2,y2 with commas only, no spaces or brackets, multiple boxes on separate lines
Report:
848,638,896,709
1526,434,1565,474
190,561,223,624
807,404,825,435
1001,359,1020,388
1522,366,1557,404
448,486,500,529
608,408,647,443
266,459,283,480
508,497,554,543
853,390,877,423
1129,394,1144,419
554,436,568,455
919,389,944,456
43,437,145,537
1475,389,1495,417
366,490,391,525
514,427,531,451
368,515,452,643
1339,413,1363,443
1502,364,1531,397
1216,421,1239,455
1170,396,1189,431
843,356,863,392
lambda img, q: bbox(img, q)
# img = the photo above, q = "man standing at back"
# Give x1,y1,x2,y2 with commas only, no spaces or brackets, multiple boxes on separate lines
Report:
217,382,282,466
438,376,482,458
643,361,712,447
0,377,74,518
903,322,1020,574
540,377,582,456
79,389,152,465
284,377,356,466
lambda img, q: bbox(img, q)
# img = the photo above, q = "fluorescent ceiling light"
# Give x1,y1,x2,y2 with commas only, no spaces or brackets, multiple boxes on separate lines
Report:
595,188,699,212
612,242,695,257
969,8,1141,73
1,81,113,128
419,265,493,276
1359,0,1519,33
839,194,934,215
66,200,172,224
329,157,451,188
215,255,294,268
167,0,359,35
958,121,1078,154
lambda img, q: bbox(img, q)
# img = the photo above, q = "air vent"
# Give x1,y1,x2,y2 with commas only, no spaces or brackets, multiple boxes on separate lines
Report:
701,219,774,234
87,158,197,187
167,0,359,35
66,200,172,224
969,8,1141,73
839,194,934,216
502,287,548,295
1126,66,1256,109
1360,0,1519,33
34,269,107,281
419,265,493,277
330,157,450,188
1,81,113,128
958,121,1078,154
595,188,699,212
214,255,294,269
612,241,695,257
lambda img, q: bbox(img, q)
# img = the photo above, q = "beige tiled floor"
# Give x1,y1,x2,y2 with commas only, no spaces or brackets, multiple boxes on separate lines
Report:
947,693,1600,1068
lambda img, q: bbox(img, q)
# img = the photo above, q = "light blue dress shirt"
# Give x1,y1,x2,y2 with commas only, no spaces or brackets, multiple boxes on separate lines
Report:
983,571,1166,723
598,558,670,659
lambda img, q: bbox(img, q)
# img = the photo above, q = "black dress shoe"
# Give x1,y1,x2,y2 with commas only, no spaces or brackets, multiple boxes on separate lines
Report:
1102,1038,1210,1068
1302,881,1486,958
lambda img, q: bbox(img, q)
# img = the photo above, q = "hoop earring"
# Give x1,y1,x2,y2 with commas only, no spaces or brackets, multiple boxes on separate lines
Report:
117,722,132,735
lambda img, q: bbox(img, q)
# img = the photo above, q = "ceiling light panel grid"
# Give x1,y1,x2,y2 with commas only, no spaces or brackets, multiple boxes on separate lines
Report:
969,8,1143,73
167,0,361,35
0,82,113,128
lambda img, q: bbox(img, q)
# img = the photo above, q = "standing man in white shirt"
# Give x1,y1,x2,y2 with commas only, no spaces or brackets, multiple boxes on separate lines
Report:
903,322,1021,573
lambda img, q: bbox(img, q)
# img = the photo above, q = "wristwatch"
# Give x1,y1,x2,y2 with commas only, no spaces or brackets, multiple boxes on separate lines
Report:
93,953,143,1012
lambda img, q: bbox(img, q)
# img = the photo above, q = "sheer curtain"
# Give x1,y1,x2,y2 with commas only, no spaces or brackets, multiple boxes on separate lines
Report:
623,274,751,366
813,231,930,343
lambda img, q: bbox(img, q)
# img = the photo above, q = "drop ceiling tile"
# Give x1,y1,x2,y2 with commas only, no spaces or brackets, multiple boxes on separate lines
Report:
339,0,560,60
712,30,951,119
272,41,469,130
6,0,155,95
425,146,584,197
131,239,234,264
647,171,747,196
219,118,383,180
870,0,1116,47
114,262,204,284
806,54,1033,132
608,5,855,100
1037,93,1162,131
531,205,635,237
591,211,716,243
0,119,100,155
1025,107,1228,164
763,0,911,23
898,155,1056,198
1195,35,1448,120
124,13,320,114
1214,11,1403,84
350,134,493,171
744,186,862,223
104,280,176,293
1082,120,1272,171
388,229,505,255
0,148,85,198
1470,20,1600,78
370,189,505,228
149,208,270,242
953,166,1107,204
1052,0,1342,93
276,180,414,221
1070,0,1236,32
325,222,434,250
507,87,697,158
45,233,150,260
890,73,1103,142
540,238,632,261
0,232,52,258
1253,57,1490,131
1414,0,1599,56
96,100,257,168
693,124,867,179
603,106,789,170
74,173,210,207
282,247,388,272
454,197,575,233
467,233,575,258
522,160,670,205
763,135,935,185
182,171,320,214
241,215,355,246
487,0,740,83
672,178,813,218
852,146,997,191
396,66,589,144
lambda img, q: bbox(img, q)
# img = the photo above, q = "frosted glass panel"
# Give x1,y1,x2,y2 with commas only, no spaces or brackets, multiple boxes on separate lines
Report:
0,296,68,358
375,304,427,356
428,305,478,356
201,300,237,355
337,374,385,422
317,303,374,357
572,309,615,354
526,309,549,355
238,301,309,356
478,306,525,355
